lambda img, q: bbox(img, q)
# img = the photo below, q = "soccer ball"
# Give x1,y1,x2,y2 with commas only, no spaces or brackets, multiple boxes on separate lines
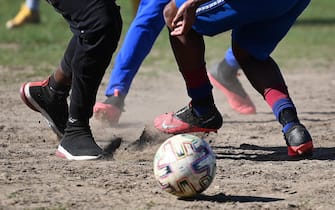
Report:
153,134,216,197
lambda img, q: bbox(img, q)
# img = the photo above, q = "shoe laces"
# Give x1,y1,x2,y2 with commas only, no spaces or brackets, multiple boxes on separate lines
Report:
175,104,209,123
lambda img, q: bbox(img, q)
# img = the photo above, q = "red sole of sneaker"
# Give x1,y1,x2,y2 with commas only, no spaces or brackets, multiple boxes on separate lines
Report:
55,150,67,159
287,141,314,157
20,82,40,112
155,126,218,135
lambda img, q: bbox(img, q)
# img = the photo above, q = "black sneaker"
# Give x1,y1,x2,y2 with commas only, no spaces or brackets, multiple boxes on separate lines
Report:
56,120,103,160
20,78,68,138
284,124,314,157
93,89,125,125
154,103,223,134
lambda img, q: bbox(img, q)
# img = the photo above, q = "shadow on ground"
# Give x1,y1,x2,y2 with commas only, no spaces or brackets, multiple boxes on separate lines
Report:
180,192,284,203
214,144,335,161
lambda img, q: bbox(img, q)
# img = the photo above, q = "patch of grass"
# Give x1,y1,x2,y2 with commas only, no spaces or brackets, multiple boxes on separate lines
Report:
0,0,135,77
274,0,335,69
0,0,70,77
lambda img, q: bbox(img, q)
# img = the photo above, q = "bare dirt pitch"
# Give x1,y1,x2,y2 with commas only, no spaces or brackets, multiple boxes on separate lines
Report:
0,64,334,210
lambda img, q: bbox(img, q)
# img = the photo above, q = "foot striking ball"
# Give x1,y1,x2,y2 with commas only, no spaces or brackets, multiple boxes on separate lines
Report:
153,134,216,197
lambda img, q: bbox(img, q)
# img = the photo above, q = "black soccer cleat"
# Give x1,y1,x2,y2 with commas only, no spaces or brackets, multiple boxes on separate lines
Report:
284,124,314,157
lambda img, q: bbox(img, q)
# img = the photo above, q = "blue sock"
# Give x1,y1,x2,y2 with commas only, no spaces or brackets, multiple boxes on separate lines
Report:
224,47,240,69
187,83,214,116
272,98,300,132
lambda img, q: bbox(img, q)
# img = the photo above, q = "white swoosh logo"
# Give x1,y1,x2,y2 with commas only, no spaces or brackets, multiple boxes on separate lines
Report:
162,120,178,129
68,117,77,123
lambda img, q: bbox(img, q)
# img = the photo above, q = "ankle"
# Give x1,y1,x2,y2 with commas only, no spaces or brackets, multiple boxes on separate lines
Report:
66,117,90,128
48,75,70,96
191,94,215,116
279,108,300,132
58,119,102,160
105,94,125,110
63,119,93,142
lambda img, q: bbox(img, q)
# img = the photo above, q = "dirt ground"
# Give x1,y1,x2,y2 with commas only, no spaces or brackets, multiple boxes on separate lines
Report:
0,63,334,210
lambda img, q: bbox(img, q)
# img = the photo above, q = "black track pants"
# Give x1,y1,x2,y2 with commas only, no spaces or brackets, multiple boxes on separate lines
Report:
47,0,122,120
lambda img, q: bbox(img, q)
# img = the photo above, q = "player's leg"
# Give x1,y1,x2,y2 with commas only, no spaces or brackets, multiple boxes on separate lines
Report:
94,0,166,125
208,47,256,114
154,0,261,133
232,0,313,157
154,0,222,134
20,0,122,160
193,0,313,156
234,43,313,157
58,0,122,160
6,0,40,29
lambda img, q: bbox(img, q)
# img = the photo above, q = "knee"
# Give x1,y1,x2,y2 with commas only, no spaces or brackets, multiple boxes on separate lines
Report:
163,1,177,30
232,42,266,69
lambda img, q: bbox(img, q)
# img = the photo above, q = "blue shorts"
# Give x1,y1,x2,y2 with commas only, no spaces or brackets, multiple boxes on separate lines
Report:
175,0,310,60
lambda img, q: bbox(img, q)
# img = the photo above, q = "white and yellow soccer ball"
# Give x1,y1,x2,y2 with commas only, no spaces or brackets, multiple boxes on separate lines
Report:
153,134,216,197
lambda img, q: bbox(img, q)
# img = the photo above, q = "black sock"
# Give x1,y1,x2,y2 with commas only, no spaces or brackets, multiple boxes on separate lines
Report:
191,93,215,116
279,108,300,133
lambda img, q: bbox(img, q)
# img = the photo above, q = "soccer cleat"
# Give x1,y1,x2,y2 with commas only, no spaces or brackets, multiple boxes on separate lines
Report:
6,4,40,29
20,78,68,138
93,90,124,126
154,104,223,134
208,60,256,115
284,124,314,157
56,121,103,160
93,103,122,125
